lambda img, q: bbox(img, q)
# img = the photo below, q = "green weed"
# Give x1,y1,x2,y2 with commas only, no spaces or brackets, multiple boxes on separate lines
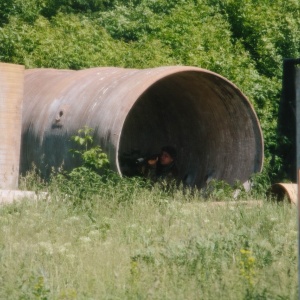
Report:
0,181,297,299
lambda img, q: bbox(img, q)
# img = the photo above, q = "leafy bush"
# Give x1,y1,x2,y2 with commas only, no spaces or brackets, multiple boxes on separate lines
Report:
50,127,109,203
69,126,110,172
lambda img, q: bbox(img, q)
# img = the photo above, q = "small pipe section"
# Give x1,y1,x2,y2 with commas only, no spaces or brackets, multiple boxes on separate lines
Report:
269,183,297,205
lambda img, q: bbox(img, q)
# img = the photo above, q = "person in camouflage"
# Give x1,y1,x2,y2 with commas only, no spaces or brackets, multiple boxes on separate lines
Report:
144,146,178,184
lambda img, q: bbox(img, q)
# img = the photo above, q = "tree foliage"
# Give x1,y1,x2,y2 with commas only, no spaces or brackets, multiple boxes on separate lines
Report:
0,0,299,181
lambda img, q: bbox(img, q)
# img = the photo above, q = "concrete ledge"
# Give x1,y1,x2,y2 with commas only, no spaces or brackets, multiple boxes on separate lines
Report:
0,190,48,205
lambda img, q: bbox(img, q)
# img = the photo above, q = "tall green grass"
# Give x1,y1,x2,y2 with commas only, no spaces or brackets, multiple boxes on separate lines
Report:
0,177,297,299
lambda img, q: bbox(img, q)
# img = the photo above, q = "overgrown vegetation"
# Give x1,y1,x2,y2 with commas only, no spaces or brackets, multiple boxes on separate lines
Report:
4,124,299,298
1,179,297,299
0,2,298,298
0,0,299,181
30,126,271,203
6,159,297,300
1,128,297,299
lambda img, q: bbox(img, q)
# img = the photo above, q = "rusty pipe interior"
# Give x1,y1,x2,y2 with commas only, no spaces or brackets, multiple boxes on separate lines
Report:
21,66,263,188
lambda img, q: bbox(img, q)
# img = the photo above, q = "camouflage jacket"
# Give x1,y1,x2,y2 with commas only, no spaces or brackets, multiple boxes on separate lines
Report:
144,161,178,184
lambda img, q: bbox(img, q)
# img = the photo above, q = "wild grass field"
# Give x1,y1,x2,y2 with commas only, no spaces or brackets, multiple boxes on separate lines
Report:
0,174,297,300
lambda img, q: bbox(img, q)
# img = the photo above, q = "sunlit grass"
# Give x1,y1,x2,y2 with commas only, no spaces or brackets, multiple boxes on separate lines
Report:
0,180,297,299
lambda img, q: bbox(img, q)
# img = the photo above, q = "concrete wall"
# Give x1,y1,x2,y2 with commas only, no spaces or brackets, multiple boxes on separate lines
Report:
296,67,300,173
0,63,24,189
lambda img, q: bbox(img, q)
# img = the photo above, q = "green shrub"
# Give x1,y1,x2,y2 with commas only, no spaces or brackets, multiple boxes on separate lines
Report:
69,126,110,172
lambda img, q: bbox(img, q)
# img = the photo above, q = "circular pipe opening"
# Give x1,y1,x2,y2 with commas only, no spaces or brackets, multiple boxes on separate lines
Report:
118,70,263,187
268,183,297,204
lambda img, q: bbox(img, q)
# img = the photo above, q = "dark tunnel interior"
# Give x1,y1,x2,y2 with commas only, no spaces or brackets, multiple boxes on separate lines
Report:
118,71,263,188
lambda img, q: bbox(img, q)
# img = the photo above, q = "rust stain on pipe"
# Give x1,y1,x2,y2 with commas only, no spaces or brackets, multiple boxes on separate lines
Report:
21,66,263,187
0,63,24,189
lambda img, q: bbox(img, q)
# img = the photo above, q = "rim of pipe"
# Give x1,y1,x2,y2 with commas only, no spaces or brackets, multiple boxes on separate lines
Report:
114,66,264,185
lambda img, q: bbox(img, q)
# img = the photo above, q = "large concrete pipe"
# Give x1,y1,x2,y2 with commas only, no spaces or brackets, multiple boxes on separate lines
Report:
0,63,24,189
21,66,263,187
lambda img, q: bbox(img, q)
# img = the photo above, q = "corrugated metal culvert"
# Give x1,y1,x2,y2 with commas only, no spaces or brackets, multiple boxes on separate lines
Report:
21,66,263,188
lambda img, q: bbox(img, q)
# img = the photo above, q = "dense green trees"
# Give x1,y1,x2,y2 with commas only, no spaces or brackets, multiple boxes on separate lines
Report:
0,0,299,181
